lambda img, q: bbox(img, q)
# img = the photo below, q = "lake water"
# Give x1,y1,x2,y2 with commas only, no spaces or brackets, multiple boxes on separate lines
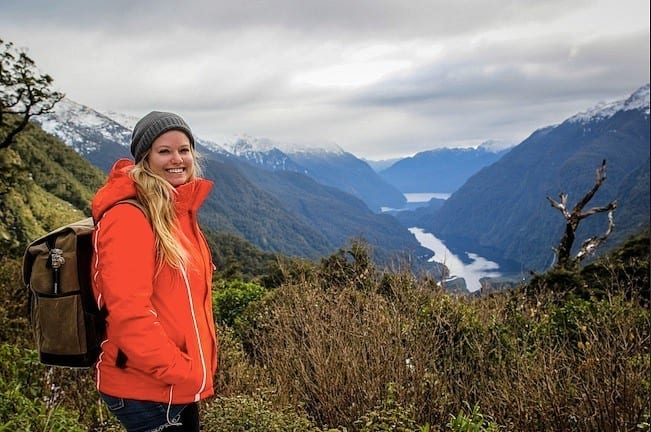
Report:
409,227,501,292
404,192,451,202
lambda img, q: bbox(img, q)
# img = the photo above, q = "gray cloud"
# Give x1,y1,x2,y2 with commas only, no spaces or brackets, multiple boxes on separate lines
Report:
1,0,648,159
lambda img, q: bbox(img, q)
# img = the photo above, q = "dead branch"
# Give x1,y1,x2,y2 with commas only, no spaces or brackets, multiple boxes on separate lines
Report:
547,160,618,269
576,205,617,261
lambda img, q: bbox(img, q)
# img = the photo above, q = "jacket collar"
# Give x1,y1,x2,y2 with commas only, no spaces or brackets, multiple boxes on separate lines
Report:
92,158,213,220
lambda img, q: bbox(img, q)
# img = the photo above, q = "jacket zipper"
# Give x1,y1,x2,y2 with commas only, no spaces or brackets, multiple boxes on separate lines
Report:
180,266,207,401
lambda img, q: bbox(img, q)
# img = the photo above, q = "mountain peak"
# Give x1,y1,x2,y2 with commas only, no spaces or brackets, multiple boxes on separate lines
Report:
569,83,650,124
477,140,515,153
33,98,132,154
211,134,345,157
278,139,345,156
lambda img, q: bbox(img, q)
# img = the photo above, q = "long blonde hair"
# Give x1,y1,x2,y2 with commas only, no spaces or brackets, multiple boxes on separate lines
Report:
129,149,202,271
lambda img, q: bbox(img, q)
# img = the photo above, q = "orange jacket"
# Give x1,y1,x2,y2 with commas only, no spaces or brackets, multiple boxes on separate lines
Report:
91,159,217,404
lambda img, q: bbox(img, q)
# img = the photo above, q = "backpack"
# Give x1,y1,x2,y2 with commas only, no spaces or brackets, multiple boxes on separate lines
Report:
22,199,140,368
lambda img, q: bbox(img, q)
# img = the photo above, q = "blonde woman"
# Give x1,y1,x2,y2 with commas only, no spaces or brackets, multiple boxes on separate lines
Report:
91,111,217,431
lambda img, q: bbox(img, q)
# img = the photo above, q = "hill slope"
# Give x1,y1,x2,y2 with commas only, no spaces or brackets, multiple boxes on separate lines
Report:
421,84,650,272
0,119,105,256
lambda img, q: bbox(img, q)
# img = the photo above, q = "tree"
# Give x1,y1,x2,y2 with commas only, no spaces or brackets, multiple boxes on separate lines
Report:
0,38,64,149
547,160,618,270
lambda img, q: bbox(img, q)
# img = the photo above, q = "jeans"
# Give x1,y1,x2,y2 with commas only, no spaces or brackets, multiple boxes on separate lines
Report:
100,393,200,432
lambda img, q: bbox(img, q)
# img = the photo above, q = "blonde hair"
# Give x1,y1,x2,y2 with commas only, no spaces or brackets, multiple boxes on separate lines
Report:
129,148,202,271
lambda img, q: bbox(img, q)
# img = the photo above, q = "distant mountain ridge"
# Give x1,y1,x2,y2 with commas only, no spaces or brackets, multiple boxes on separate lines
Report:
34,101,405,212
419,83,650,272
379,142,512,193
31,100,428,264
201,134,406,212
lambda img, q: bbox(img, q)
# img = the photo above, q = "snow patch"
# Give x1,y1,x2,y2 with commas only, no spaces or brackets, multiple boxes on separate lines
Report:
569,84,650,124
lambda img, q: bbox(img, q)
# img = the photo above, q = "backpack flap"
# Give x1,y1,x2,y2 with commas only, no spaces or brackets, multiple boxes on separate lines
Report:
24,217,95,296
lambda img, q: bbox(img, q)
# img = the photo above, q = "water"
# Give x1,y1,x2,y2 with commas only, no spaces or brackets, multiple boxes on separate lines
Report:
381,192,451,213
404,192,451,202
409,227,501,292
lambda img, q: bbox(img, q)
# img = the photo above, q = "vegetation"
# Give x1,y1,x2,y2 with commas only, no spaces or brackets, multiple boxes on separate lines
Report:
2,230,649,430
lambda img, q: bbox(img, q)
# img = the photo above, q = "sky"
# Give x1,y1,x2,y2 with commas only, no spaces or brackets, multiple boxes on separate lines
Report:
1,0,649,160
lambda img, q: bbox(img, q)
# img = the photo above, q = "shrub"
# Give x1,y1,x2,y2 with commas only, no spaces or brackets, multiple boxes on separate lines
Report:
353,383,421,432
446,402,500,432
202,393,319,432
0,343,85,431
214,279,267,326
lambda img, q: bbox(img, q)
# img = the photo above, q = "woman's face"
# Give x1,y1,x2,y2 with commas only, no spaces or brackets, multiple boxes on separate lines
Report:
147,130,194,187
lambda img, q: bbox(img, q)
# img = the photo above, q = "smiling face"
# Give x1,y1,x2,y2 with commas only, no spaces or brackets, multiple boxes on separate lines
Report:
146,130,195,187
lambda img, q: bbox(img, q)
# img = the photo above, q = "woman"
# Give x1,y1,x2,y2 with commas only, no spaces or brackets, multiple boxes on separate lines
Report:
91,111,217,431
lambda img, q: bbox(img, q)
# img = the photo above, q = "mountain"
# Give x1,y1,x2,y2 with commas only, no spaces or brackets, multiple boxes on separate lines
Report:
204,135,406,212
33,98,132,172
35,100,406,212
363,157,402,172
284,148,406,212
31,99,428,264
220,153,422,264
379,142,512,193
418,84,650,272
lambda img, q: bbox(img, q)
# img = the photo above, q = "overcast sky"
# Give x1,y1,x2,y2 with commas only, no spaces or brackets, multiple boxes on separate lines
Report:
1,0,649,159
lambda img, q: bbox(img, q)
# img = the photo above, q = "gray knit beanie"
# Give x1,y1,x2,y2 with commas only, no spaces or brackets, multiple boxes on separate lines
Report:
130,111,195,163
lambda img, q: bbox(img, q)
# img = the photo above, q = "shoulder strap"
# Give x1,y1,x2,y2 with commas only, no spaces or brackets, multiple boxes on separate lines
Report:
101,198,148,222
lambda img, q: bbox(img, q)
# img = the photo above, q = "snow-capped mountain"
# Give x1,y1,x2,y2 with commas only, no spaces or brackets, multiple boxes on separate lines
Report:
569,83,650,124
31,98,405,211
34,98,132,155
98,110,141,130
202,134,405,211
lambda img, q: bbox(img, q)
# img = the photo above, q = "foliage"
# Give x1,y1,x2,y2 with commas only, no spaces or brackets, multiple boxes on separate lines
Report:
201,393,319,432
204,229,278,282
317,238,377,292
528,227,650,300
234,239,650,430
0,38,65,149
0,344,85,431
213,279,267,326
0,256,30,345
580,227,650,303
446,402,500,432
0,119,105,257
353,383,421,432
11,120,105,213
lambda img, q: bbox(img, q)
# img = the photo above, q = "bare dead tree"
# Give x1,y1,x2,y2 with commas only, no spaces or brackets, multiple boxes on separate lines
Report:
547,160,618,270
1,38,64,149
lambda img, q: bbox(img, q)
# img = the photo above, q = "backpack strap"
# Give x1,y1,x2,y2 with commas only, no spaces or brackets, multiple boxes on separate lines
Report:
97,198,146,370
99,198,148,223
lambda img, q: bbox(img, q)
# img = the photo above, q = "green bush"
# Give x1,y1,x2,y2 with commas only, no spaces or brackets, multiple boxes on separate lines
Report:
446,402,500,432
213,279,267,327
202,393,318,432
0,344,85,431
353,384,421,432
